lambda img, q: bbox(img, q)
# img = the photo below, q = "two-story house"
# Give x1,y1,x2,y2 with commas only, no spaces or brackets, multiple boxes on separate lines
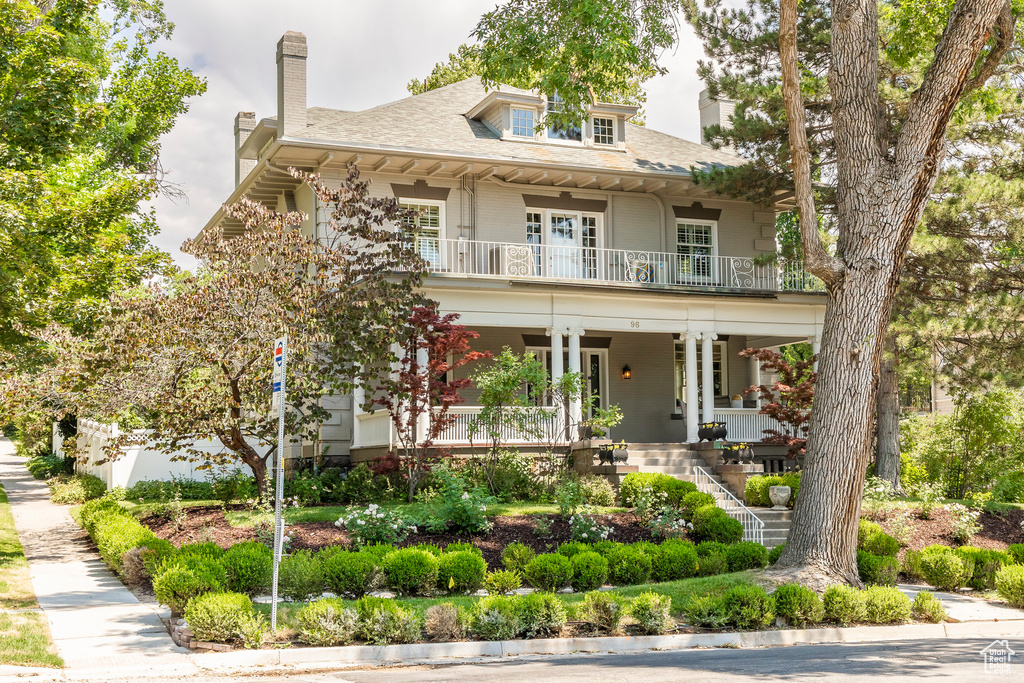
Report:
200,32,827,466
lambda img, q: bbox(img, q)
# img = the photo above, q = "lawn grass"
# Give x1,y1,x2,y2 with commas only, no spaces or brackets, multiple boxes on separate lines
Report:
0,613,63,668
223,502,627,528
254,570,754,640
0,482,63,668
0,483,35,609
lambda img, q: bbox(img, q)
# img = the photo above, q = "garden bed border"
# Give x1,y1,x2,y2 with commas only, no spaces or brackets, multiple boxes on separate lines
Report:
189,618,1024,673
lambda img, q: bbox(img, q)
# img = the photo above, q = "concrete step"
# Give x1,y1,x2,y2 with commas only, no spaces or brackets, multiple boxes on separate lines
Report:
624,443,696,452
626,456,706,467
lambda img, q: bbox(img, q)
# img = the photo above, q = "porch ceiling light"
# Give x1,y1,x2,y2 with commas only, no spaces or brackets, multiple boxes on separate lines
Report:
622,364,632,380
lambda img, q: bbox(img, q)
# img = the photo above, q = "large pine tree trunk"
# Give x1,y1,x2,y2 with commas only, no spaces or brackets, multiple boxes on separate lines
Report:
875,341,904,493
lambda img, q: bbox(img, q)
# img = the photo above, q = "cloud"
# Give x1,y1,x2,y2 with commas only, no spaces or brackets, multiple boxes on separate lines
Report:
149,1,706,268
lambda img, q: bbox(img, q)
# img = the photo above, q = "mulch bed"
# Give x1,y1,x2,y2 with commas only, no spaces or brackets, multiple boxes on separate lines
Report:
142,507,657,570
864,505,1024,560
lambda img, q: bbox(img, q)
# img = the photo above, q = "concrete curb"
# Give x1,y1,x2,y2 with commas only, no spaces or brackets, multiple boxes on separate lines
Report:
188,618,1024,673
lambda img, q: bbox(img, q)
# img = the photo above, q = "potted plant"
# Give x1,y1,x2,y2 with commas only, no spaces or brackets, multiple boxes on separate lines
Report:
597,441,629,466
722,442,753,464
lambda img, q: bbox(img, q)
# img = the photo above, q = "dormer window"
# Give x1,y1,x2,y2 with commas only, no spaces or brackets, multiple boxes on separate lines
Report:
546,94,582,142
511,107,535,137
592,117,615,146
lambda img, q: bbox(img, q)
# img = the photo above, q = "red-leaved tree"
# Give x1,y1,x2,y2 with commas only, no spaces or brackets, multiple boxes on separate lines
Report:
373,306,489,501
740,347,817,459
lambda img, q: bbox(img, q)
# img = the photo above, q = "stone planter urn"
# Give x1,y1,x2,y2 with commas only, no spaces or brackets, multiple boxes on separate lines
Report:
769,485,792,510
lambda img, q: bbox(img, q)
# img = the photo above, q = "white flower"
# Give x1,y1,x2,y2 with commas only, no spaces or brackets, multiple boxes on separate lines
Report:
481,506,487,511
334,520,341,527
357,519,365,525
461,492,469,500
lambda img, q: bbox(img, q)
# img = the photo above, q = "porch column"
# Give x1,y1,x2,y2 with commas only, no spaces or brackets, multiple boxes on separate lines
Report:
748,355,761,408
701,332,718,425
567,328,585,431
547,328,564,384
415,345,430,443
352,364,365,448
685,332,700,442
809,334,821,371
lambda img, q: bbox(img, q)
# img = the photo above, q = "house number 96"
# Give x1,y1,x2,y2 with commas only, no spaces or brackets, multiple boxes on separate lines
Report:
630,321,641,328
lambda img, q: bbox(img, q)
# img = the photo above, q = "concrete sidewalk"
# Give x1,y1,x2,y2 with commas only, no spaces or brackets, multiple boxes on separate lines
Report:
0,438,199,680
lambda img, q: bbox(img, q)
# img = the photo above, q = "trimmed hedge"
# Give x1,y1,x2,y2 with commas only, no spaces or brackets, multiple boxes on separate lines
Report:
691,505,743,544
619,473,697,508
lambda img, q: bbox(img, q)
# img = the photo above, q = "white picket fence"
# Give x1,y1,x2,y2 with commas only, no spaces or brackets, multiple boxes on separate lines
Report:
66,419,269,489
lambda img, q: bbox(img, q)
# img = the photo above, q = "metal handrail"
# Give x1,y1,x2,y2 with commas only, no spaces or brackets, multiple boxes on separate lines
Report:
693,466,765,545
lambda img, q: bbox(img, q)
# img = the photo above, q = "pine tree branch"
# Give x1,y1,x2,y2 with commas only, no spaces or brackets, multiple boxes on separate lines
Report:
779,0,844,286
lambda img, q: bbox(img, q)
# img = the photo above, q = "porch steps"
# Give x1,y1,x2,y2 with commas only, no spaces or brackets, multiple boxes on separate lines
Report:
625,443,793,549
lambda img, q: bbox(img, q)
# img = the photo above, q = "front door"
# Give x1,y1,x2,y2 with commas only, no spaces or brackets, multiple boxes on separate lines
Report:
548,213,579,279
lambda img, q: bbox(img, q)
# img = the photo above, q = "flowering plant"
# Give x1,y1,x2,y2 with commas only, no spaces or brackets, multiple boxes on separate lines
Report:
334,503,415,547
648,508,689,539
632,486,669,525
426,465,494,534
569,506,613,543
948,503,982,543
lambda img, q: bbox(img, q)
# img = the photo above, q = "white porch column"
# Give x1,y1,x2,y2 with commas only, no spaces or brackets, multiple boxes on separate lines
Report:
415,345,430,443
809,334,821,371
547,328,564,384
748,355,761,408
352,364,366,448
701,332,718,425
567,328,584,430
685,332,700,442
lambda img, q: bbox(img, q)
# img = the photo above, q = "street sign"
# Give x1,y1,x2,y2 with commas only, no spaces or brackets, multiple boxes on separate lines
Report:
270,336,287,632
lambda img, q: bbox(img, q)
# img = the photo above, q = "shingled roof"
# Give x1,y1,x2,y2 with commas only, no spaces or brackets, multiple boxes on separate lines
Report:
283,77,744,177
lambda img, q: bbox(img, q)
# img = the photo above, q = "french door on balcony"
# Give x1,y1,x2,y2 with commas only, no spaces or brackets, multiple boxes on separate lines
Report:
529,211,602,280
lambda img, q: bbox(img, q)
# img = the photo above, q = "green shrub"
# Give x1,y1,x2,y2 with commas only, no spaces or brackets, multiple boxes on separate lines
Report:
516,592,567,637
768,544,785,565
857,520,899,557
726,542,769,572
556,542,590,558
992,471,1024,503
26,454,73,479
185,592,264,645
996,564,1024,608
221,541,272,596
90,511,159,576
153,559,226,614
279,550,325,602
696,541,728,558
955,547,1011,590
772,584,824,627
296,598,358,646
410,543,444,557
485,569,522,595
320,550,378,598
912,591,946,623
570,552,609,592
472,595,523,640
382,548,439,596
80,497,125,530
680,491,716,522
651,540,698,582
629,592,673,634
444,541,482,556
862,586,912,624
619,473,696,507
578,474,616,507
501,542,536,574
424,602,470,641
134,537,176,580
744,475,783,507
360,543,395,563
437,551,487,594
920,547,973,592
606,545,653,586
355,597,422,645
823,585,865,625
780,472,801,504
691,505,743,544
426,467,494,534
49,473,106,505
857,550,899,586
697,551,729,577
1008,544,1024,565
902,549,924,580
577,590,624,634
523,553,573,592
722,585,775,630
590,539,622,557
684,594,729,629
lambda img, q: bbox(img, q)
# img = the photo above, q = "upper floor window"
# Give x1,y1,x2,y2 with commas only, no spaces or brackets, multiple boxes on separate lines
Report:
401,201,444,268
593,117,615,145
546,94,581,141
511,108,535,137
676,221,715,279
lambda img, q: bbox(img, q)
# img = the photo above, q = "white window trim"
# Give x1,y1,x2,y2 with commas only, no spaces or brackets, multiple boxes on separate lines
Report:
524,345,609,415
675,219,719,257
399,198,447,241
591,115,616,146
529,209,605,249
511,107,537,138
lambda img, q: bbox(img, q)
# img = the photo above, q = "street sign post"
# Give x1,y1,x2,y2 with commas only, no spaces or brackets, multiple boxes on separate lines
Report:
270,336,287,631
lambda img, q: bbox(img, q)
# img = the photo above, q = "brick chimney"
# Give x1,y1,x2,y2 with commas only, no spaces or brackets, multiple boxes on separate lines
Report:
234,111,256,186
698,89,735,153
276,31,308,137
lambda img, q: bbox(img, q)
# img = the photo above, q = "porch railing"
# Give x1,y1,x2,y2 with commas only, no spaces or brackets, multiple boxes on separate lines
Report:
694,466,765,545
714,408,785,442
416,237,823,293
353,405,562,449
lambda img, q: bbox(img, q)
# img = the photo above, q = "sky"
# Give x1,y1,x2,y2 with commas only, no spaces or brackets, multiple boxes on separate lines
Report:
150,1,708,268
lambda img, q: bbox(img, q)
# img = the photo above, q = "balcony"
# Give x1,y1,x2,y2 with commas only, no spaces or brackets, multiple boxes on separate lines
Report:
416,238,824,293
